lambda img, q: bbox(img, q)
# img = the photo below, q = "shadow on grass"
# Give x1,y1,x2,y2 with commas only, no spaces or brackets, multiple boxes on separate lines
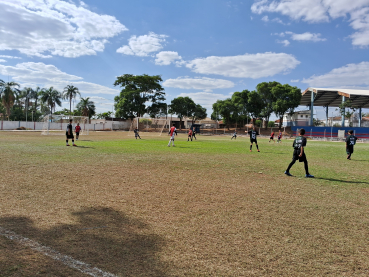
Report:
0,207,168,276
315,177,369,185
75,146,95,149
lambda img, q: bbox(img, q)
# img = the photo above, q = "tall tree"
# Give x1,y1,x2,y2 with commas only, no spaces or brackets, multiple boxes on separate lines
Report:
272,84,302,128
39,87,62,115
77,97,96,119
211,98,236,130
256,81,280,128
189,104,207,124
168,97,196,130
114,74,165,118
21,87,34,121
148,102,167,118
246,90,264,124
63,85,80,114
0,81,21,119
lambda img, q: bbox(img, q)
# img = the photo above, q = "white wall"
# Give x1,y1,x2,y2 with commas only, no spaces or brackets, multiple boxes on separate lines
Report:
0,120,114,131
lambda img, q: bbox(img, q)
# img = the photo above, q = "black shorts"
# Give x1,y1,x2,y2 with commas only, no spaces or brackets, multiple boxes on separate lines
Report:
270,136,274,140
66,132,74,139
346,145,354,154
250,139,257,144
76,132,80,136
293,149,306,162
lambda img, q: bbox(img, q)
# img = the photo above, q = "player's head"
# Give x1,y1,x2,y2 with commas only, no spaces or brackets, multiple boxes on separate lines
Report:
253,125,256,130
299,128,305,135
77,123,80,126
348,130,353,134
173,123,175,126
69,119,72,123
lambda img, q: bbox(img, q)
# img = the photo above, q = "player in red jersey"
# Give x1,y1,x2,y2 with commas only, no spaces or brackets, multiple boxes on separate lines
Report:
188,129,193,141
277,130,282,143
75,123,81,141
269,131,275,143
168,124,177,147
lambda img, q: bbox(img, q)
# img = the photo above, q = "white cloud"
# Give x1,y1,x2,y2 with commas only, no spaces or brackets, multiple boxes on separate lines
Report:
163,77,235,91
155,51,183,66
291,79,300,83
251,0,369,46
0,59,6,63
262,15,269,22
277,39,290,46
302,61,369,87
0,0,127,58
285,31,326,42
0,62,119,96
0,55,21,59
117,32,167,57
186,52,300,78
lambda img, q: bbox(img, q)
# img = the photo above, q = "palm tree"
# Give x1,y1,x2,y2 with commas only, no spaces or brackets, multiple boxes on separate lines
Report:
63,85,80,114
76,97,96,119
0,81,21,120
39,87,62,115
21,87,34,121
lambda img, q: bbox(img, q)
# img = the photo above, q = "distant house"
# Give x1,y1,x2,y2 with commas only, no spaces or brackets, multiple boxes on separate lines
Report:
282,111,311,127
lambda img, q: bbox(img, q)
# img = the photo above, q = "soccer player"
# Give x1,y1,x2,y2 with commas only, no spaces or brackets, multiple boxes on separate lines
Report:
168,124,177,147
75,123,81,141
269,131,275,143
346,130,357,160
66,119,76,146
284,128,314,178
247,126,260,152
192,129,197,140
277,130,282,143
231,130,237,140
188,128,193,141
134,127,141,139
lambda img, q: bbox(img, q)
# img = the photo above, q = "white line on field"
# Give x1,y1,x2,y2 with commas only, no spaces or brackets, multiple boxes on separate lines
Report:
0,226,118,277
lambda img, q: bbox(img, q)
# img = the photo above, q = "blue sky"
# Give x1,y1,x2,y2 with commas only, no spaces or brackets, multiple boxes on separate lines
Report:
1,0,369,120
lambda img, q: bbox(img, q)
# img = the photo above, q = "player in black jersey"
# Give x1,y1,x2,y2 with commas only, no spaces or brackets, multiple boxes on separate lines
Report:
284,128,314,178
345,130,357,160
231,130,237,140
66,119,77,146
246,126,260,152
134,127,141,139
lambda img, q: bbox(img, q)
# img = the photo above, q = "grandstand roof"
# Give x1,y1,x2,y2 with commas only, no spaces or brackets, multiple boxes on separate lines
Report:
301,88,369,108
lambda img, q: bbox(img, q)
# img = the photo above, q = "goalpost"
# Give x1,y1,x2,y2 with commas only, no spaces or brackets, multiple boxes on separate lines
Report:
128,117,169,136
41,114,89,135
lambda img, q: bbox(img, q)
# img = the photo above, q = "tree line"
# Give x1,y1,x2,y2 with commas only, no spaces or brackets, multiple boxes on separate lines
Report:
211,81,302,129
1,75,303,128
0,80,96,121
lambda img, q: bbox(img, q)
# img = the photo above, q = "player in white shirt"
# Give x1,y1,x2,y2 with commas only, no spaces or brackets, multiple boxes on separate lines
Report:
168,124,177,147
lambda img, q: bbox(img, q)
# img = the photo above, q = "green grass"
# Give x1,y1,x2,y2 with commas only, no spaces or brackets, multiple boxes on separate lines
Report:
0,131,369,276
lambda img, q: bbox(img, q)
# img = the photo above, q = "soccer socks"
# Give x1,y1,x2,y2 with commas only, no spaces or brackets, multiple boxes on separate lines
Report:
286,159,297,173
250,145,252,150
256,145,259,150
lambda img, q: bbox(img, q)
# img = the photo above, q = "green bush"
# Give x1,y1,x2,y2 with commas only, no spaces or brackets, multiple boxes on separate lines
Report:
268,121,275,127
254,120,262,127
139,118,152,125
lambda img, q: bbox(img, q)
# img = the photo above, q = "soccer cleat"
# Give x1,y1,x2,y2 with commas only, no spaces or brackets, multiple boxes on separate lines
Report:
73,144,77,146
250,150,252,152
66,144,70,146
305,174,314,178
284,171,292,176
257,150,260,152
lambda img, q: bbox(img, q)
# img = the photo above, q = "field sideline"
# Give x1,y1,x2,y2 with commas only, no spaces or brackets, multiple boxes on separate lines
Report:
0,131,369,276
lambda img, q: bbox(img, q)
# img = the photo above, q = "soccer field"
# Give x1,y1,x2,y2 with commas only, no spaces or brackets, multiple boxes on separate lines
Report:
1,131,369,276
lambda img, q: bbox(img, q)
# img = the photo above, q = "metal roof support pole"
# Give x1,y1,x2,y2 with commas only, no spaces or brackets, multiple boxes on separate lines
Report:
325,106,329,127
341,96,345,128
310,91,314,126
359,107,362,127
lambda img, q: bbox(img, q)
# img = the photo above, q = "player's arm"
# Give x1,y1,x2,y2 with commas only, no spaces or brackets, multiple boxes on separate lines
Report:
299,145,304,157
